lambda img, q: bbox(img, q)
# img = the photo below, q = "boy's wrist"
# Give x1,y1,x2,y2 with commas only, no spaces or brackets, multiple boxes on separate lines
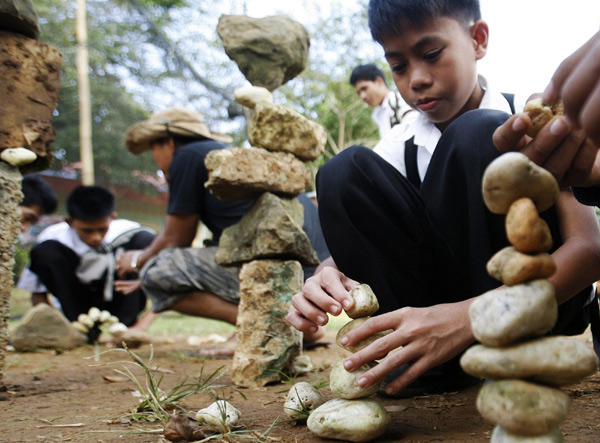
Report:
130,250,143,270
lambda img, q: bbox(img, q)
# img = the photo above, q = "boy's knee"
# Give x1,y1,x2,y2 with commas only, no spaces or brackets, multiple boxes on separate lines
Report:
317,145,376,193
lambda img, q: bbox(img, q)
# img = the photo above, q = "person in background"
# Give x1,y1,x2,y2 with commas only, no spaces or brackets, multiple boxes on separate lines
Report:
19,174,58,233
350,63,415,138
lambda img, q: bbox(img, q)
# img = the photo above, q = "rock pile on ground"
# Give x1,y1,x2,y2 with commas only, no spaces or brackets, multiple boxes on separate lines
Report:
462,152,599,441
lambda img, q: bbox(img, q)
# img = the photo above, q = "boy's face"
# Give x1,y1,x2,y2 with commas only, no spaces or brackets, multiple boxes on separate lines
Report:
67,215,113,248
19,204,43,233
151,138,175,179
382,17,488,130
354,77,388,108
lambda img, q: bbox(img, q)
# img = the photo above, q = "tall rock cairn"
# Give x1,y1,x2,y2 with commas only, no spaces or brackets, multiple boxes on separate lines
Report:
461,152,599,442
0,0,62,390
210,15,324,388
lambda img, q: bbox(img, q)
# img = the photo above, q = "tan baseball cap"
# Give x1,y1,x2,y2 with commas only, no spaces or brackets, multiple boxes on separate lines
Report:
125,107,233,154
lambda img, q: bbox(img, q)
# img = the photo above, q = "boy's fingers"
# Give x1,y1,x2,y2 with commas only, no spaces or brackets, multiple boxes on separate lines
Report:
291,293,330,326
493,114,529,153
286,310,320,334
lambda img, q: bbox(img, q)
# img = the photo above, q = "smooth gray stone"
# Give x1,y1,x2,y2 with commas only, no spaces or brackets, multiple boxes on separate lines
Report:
329,360,382,399
284,382,325,420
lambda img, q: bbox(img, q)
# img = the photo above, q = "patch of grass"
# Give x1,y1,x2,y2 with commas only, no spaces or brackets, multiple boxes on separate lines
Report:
8,287,30,327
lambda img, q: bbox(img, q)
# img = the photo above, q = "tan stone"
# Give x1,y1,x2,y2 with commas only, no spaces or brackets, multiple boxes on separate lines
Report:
345,284,380,319
234,85,273,109
205,146,311,201
329,360,382,399
248,102,326,161
506,198,553,253
215,192,319,267
461,336,599,386
469,280,557,347
477,379,570,436
482,153,559,214
487,247,556,286
336,317,391,354
232,259,303,388
491,426,565,443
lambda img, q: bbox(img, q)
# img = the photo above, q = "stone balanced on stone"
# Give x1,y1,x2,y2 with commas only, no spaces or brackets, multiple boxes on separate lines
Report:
461,152,599,441
0,0,62,392
307,284,392,442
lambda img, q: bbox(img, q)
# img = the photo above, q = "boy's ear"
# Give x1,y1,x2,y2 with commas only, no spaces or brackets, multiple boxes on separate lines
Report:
110,212,117,220
471,20,489,60
65,217,73,227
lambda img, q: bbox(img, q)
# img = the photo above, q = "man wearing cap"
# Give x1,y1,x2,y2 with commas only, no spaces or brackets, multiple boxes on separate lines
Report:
116,108,329,337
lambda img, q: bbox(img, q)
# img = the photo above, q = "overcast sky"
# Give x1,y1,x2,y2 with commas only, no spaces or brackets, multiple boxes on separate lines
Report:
239,0,599,98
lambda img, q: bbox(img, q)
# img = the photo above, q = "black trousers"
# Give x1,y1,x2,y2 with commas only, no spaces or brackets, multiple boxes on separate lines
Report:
317,109,591,339
29,231,155,326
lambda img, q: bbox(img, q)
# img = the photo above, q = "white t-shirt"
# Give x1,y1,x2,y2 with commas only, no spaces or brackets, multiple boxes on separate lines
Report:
371,90,417,138
374,76,526,180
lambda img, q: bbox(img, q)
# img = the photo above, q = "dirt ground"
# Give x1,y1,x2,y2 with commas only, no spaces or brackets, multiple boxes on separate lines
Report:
1,330,600,443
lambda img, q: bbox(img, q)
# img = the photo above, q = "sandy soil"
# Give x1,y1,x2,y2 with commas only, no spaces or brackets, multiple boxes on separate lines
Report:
1,330,599,442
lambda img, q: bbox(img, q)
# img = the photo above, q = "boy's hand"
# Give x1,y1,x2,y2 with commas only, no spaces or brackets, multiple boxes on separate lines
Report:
340,300,475,396
114,279,142,295
286,266,359,334
115,250,141,278
493,113,600,187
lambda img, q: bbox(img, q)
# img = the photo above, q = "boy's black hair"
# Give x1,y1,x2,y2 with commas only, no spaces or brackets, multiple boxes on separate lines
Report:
350,64,388,86
66,185,115,221
21,174,58,215
368,0,481,44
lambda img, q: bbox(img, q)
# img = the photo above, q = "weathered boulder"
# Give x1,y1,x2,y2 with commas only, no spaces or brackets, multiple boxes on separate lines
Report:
491,426,565,443
11,303,87,351
307,398,391,442
284,381,326,420
487,247,556,286
506,198,552,253
248,102,326,161
336,317,391,354
469,280,557,347
232,259,303,388
217,14,309,91
216,192,319,267
345,284,379,319
477,379,570,436
205,146,311,201
234,85,273,109
0,31,61,172
0,0,39,39
329,360,382,399
461,336,599,386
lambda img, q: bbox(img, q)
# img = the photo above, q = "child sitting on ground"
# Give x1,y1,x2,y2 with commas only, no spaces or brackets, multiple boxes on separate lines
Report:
18,185,156,338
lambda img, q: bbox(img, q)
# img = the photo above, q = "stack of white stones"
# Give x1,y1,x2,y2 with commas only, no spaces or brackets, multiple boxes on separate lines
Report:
306,284,392,442
205,86,327,388
461,152,599,442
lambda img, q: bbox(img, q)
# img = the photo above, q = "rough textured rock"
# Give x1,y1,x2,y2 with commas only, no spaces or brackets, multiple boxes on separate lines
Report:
477,379,570,436
0,0,39,39
329,360,382,399
234,85,273,109
216,192,319,267
10,304,87,351
487,247,556,286
248,102,326,161
345,284,379,319
336,317,391,354
461,337,599,386
0,162,22,386
506,198,552,253
232,259,303,388
195,400,241,432
0,31,62,173
469,280,557,347
482,153,559,214
491,426,565,443
284,381,326,420
205,146,311,201
307,398,391,442
217,14,309,91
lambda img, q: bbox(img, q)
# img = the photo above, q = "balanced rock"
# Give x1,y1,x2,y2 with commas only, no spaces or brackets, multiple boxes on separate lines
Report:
232,259,302,388
11,304,87,351
215,192,319,267
234,85,273,109
346,284,379,319
217,14,309,91
248,102,326,161
195,400,241,432
469,279,557,347
336,317,391,354
477,379,570,436
491,426,565,443
307,398,391,442
482,153,559,214
487,247,556,286
0,31,62,173
329,360,382,399
0,0,39,39
461,336,599,386
205,146,311,201
284,381,326,420
506,198,552,253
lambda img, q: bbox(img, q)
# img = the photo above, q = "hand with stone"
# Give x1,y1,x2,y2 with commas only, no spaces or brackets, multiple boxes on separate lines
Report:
287,264,359,334
114,279,142,295
340,299,476,396
115,249,141,278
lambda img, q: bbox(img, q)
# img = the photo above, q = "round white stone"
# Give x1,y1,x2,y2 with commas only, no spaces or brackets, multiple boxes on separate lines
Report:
195,400,241,432
0,147,37,166
284,382,325,420
329,360,382,399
